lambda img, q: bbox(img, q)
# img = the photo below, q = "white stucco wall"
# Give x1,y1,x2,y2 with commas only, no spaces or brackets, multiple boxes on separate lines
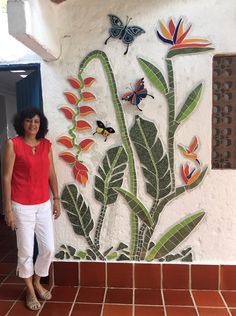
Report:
1,0,236,263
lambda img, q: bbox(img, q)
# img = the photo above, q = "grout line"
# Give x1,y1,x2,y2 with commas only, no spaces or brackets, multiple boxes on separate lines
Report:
132,263,135,289
37,299,47,315
219,290,232,316
79,262,81,288
218,265,221,290
100,287,107,316
105,262,107,288
51,262,55,287
133,262,135,289
161,288,167,316
5,300,17,316
101,302,133,306
0,250,14,263
70,301,104,305
160,264,163,289
37,282,54,316
5,285,26,316
67,285,80,316
0,274,11,284
78,262,80,286
132,263,135,316
189,264,192,290
189,289,200,316
132,287,135,316
35,279,55,315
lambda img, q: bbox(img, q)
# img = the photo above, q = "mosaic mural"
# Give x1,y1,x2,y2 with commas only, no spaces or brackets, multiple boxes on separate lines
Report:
55,18,214,262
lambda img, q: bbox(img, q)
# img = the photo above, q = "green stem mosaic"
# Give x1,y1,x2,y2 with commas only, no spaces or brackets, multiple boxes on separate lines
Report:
79,51,138,259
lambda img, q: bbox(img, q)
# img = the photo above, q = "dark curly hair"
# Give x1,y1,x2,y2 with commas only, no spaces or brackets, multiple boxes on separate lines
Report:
13,108,48,139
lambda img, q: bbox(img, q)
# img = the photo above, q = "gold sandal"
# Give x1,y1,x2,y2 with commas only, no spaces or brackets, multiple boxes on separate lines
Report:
35,288,52,300
26,294,41,311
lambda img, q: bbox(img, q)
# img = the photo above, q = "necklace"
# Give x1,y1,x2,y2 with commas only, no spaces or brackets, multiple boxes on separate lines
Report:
31,146,37,154
21,137,39,155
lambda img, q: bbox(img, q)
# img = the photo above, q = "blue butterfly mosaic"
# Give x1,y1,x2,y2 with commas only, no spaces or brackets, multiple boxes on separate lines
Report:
105,14,145,55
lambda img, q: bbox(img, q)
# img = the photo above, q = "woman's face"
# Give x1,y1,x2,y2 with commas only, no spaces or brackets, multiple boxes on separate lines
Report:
23,115,40,137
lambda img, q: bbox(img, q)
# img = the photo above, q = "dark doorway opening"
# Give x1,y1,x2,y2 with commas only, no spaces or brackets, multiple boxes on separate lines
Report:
0,63,48,283
0,63,43,213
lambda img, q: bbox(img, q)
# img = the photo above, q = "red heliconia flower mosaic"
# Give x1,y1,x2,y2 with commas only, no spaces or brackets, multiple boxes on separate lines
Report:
76,120,92,132
82,92,96,102
58,75,96,185
79,139,94,151
67,77,81,89
59,106,75,120
73,161,89,185
64,92,79,105
79,106,96,117
84,77,96,87
59,152,76,164
57,136,74,148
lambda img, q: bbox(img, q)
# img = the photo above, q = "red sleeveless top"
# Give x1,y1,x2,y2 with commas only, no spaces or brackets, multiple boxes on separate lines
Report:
11,136,51,205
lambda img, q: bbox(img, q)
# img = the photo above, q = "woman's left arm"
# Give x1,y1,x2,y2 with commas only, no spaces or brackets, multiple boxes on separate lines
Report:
49,148,61,219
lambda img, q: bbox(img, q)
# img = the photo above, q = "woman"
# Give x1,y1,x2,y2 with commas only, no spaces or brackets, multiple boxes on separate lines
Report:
2,108,61,311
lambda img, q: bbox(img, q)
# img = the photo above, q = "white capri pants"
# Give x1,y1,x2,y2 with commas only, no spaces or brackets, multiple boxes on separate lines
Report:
12,200,55,278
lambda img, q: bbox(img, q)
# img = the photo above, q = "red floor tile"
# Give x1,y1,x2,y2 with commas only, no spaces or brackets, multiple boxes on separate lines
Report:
71,303,102,316
50,285,78,302
135,263,161,288
0,250,11,262
102,304,133,316
0,275,6,283
221,291,236,307
163,264,189,289
107,262,133,288
166,306,198,316
135,305,165,316
0,301,15,315
7,301,39,315
192,290,225,307
135,289,162,305
53,262,79,286
0,284,25,300
105,288,133,304
163,290,193,306
197,307,230,316
80,262,105,287
220,265,236,290
0,263,16,275
39,302,72,315
77,287,105,303
230,309,236,316
1,251,17,263
3,274,25,284
191,265,219,290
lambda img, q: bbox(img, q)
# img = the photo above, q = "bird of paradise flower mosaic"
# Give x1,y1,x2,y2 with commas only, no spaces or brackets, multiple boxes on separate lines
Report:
55,17,214,262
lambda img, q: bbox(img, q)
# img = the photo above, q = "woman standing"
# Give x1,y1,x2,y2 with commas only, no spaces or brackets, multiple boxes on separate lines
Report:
2,108,61,311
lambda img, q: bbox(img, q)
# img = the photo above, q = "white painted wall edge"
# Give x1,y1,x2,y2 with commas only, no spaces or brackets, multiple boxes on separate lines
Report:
7,0,60,62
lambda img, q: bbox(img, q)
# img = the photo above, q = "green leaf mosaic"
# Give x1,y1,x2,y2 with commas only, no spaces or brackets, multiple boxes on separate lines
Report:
176,83,203,123
114,187,153,227
146,211,205,261
94,145,128,247
130,116,171,200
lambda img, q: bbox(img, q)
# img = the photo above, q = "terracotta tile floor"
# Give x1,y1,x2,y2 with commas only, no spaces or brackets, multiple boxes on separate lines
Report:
0,218,236,315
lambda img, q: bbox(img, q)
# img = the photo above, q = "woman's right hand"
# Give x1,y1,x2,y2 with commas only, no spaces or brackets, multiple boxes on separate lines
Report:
5,210,16,230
